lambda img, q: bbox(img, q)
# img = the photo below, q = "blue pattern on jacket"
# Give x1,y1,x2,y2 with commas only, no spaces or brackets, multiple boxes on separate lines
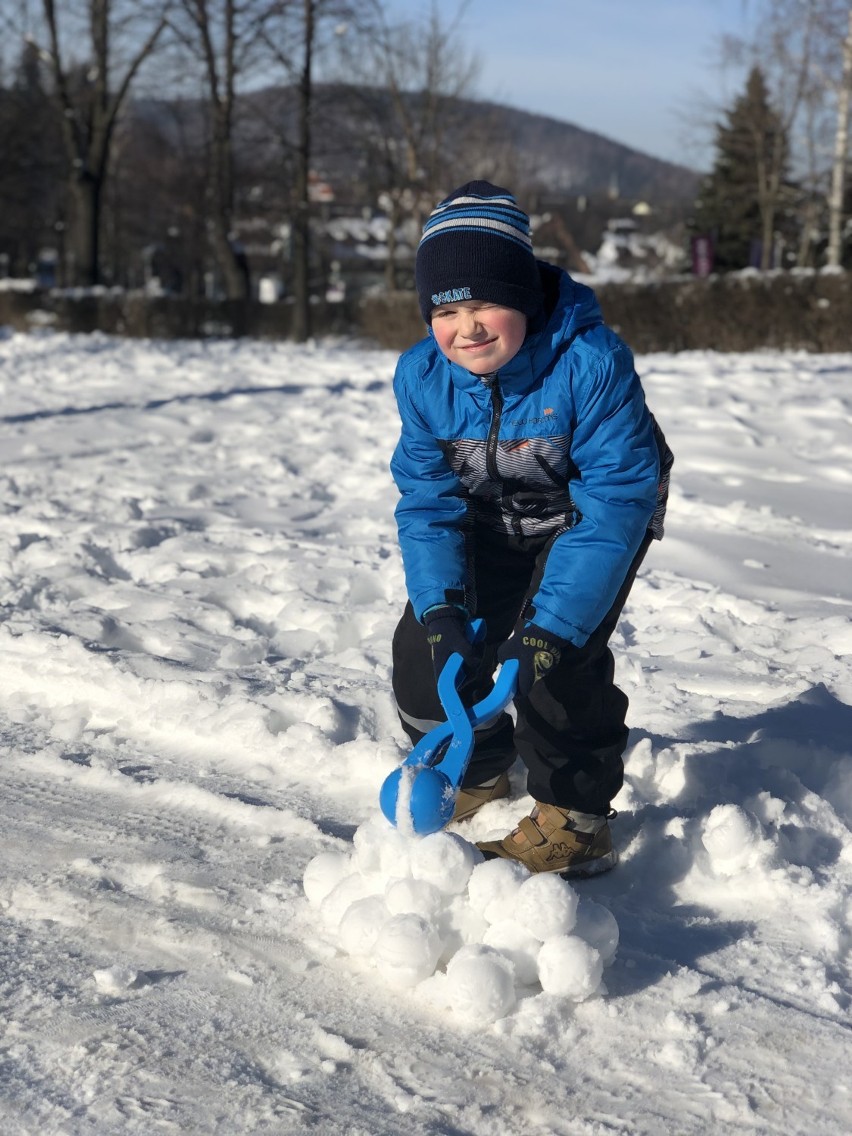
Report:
391,265,668,648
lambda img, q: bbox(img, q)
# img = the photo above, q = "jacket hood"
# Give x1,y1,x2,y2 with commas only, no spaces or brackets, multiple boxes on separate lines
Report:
430,262,604,396
524,261,603,367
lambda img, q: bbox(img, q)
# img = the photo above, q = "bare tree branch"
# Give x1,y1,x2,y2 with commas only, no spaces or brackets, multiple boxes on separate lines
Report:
39,0,169,285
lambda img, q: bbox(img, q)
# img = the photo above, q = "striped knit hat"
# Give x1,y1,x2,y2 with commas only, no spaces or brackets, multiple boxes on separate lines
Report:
415,181,543,324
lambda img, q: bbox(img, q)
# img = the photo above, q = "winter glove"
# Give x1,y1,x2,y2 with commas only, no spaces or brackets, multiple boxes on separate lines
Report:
497,622,566,698
423,606,482,686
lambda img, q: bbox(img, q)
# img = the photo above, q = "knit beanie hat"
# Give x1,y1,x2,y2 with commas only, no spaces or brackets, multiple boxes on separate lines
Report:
415,180,543,324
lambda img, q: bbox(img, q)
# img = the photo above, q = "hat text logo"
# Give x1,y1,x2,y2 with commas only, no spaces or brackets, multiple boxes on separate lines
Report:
431,287,472,306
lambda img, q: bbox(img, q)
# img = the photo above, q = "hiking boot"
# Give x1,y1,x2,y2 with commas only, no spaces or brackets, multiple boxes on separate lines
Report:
477,803,618,878
451,772,511,822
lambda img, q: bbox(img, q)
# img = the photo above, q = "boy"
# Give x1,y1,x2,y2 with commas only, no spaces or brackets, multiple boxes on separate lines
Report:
390,181,672,877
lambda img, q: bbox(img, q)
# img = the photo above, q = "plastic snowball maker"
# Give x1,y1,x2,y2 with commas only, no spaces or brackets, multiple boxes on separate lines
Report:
380,621,519,836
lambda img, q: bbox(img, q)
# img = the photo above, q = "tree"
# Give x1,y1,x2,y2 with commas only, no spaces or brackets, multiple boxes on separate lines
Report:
38,1,169,287
335,1,481,289
826,7,852,265
291,0,313,338
0,41,65,277
259,0,319,338
105,97,211,292
693,66,790,270
724,0,852,267
257,1,368,338
170,1,265,301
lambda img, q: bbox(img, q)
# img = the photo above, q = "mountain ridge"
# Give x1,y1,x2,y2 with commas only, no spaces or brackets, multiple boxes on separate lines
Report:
458,95,700,202
132,83,700,209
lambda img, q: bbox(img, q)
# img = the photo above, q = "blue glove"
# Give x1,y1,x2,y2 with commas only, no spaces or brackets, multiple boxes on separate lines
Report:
497,623,565,698
423,606,482,685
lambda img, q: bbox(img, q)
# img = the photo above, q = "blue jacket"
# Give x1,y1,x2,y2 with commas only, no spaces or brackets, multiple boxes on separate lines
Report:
391,265,671,647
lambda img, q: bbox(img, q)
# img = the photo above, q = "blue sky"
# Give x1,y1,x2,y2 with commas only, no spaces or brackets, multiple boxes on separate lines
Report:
382,0,756,170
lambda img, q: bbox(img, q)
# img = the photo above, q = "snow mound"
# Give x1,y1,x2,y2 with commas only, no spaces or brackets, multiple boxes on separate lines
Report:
701,803,771,877
303,817,614,1023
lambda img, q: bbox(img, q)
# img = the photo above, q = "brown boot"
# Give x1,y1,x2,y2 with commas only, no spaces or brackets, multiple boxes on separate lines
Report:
451,772,511,822
477,803,618,878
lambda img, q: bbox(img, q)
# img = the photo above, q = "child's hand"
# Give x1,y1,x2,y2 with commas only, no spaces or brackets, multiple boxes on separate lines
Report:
497,624,566,698
423,606,482,684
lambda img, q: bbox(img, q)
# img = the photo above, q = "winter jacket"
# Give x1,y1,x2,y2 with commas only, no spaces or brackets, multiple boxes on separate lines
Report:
390,263,672,648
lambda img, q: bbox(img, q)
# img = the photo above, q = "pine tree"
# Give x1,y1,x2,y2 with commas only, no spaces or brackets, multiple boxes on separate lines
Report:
0,43,64,278
693,66,790,271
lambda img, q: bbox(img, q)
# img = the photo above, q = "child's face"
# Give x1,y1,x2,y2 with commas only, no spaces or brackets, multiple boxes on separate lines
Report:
430,300,527,374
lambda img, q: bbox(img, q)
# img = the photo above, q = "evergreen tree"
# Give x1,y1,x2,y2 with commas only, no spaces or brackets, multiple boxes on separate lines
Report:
693,66,790,271
0,42,64,278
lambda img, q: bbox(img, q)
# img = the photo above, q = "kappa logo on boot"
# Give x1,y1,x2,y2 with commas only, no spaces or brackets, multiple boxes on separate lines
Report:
544,828,594,863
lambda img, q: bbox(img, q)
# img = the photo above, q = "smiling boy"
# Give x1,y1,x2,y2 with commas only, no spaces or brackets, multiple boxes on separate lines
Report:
389,181,672,877
430,298,528,374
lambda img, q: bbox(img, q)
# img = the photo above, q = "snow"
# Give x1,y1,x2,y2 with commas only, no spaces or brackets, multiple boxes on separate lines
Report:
1,329,851,1134
0,278,37,294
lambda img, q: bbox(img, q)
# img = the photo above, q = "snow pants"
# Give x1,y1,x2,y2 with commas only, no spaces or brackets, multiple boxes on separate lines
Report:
391,528,653,816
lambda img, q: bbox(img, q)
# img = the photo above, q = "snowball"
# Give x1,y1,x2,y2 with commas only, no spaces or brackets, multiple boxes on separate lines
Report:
701,804,765,877
436,894,490,962
373,913,443,989
338,895,390,957
302,851,351,907
311,823,614,1018
466,857,529,924
573,899,619,966
537,936,603,1001
93,966,139,994
445,946,516,1024
350,817,388,875
385,877,443,919
512,873,580,941
410,831,481,895
482,919,542,986
413,968,451,1012
319,873,375,931
350,818,414,880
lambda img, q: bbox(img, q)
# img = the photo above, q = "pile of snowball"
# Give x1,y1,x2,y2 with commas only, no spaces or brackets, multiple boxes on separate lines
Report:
303,814,619,1024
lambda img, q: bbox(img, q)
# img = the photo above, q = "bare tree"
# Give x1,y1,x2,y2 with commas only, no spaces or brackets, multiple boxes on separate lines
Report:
170,0,281,301
336,1,480,289
257,1,365,338
769,0,852,266
36,1,169,286
291,0,314,339
260,0,317,339
826,7,852,265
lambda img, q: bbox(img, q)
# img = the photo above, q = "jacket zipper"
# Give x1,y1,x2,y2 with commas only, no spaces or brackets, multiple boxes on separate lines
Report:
485,375,503,482
485,375,526,536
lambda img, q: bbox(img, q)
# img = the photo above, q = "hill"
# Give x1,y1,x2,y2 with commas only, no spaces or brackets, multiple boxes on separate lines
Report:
224,84,701,208
451,97,701,204
126,85,701,292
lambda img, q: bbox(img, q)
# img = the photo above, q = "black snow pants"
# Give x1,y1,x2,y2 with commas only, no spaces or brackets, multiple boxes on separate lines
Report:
392,527,652,816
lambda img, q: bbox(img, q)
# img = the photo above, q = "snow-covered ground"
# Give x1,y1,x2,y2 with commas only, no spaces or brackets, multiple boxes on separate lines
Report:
1,330,851,1135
